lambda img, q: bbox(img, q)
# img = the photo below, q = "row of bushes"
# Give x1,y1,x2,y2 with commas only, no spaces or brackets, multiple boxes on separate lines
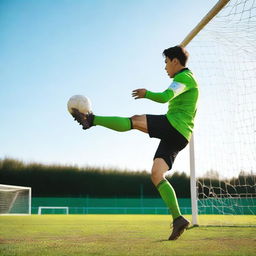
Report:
1,158,254,198
0,158,190,197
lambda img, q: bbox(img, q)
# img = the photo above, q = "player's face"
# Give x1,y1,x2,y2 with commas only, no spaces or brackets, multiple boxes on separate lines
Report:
165,57,176,78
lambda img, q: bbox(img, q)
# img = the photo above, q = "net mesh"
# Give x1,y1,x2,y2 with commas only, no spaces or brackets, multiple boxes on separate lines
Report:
187,0,256,225
0,185,31,215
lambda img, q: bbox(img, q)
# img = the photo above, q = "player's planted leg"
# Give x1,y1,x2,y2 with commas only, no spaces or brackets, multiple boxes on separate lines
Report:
151,158,190,240
168,215,190,240
157,179,182,220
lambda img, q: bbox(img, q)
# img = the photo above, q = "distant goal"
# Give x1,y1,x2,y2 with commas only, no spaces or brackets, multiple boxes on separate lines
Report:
38,206,69,215
0,184,31,215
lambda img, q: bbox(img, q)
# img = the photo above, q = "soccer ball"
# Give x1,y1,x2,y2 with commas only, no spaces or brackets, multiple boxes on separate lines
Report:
67,95,92,115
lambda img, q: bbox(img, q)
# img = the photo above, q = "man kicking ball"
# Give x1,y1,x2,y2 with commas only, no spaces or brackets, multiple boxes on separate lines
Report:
71,45,199,240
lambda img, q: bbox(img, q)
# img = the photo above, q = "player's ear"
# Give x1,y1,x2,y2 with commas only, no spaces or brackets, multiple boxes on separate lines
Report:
173,58,179,65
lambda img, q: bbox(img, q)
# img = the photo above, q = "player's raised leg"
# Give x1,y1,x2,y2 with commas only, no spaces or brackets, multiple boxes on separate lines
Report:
72,110,148,134
130,115,148,133
93,115,132,131
71,110,132,131
93,114,148,133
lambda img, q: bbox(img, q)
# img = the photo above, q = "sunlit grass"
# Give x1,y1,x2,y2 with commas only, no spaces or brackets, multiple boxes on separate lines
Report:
0,215,255,256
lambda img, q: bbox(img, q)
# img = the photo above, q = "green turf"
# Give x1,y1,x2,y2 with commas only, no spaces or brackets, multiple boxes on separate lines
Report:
0,215,255,256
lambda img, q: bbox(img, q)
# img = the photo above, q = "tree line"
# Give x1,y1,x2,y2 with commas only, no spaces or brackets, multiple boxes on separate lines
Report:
0,158,190,197
0,158,254,198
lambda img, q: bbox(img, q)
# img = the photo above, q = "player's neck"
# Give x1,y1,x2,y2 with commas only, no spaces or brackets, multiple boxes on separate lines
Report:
173,67,188,77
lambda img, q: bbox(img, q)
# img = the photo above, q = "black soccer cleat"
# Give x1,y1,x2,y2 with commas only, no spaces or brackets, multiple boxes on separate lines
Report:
168,215,190,241
71,108,95,130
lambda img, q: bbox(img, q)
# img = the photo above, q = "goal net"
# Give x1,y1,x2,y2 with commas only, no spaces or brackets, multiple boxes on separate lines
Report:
187,0,256,226
0,184,31,215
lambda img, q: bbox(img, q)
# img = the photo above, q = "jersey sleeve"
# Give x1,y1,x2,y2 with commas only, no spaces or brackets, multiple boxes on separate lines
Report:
145,81,189,103
144,89,174,103
145,70,195,103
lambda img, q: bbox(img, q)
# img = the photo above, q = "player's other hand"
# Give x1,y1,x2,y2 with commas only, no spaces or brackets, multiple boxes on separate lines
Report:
132,88,147,99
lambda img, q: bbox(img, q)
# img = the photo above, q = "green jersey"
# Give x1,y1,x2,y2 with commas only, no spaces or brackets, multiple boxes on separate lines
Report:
145,68,199,141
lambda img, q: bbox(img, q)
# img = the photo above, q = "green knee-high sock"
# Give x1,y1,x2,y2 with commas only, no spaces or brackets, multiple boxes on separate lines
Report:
157,179,181,220
93,116,132,132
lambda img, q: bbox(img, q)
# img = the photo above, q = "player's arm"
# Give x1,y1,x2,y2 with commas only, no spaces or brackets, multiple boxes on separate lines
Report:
144,89,173,103
132,81,189,103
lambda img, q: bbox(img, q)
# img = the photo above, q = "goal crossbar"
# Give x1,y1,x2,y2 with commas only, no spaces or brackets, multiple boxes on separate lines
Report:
181,0,230,47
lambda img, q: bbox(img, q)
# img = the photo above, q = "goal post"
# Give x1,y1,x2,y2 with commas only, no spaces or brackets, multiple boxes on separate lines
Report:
189,135,198,226
182,0,256,226
0,184,31,215
182,0,231,227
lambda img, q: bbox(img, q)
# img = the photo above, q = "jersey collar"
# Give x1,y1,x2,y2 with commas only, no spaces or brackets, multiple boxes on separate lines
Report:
173,67,189,77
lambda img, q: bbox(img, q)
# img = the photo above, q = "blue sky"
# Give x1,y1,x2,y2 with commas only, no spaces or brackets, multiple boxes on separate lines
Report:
0,0,217,172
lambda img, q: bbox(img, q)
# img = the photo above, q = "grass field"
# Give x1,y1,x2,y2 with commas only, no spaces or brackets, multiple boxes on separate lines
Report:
0,215,255,256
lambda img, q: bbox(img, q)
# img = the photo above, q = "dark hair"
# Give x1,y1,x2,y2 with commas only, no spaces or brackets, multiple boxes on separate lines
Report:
162,45,189,66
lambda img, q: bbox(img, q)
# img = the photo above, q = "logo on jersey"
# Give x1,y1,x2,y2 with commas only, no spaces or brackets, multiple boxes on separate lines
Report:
168,81,186,96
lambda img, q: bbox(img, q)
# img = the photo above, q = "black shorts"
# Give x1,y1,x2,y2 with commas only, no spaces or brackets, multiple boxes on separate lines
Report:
146,115,188,169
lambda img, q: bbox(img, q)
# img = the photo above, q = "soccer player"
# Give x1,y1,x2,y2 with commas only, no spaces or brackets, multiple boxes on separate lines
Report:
72,45,199,240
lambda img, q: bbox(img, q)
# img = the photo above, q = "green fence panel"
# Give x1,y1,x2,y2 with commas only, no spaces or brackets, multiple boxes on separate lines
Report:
32,197,256,215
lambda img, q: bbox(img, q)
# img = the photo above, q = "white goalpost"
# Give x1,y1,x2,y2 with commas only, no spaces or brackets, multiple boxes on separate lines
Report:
0,184,31,215
38,206,69,215
183,0,256,226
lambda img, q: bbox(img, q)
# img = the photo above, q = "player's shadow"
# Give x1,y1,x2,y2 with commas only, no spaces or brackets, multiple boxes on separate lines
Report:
153,239,169,243
153,226,197,242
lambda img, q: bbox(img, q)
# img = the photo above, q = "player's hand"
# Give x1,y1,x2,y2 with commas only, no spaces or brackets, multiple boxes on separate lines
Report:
132,88,147,99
